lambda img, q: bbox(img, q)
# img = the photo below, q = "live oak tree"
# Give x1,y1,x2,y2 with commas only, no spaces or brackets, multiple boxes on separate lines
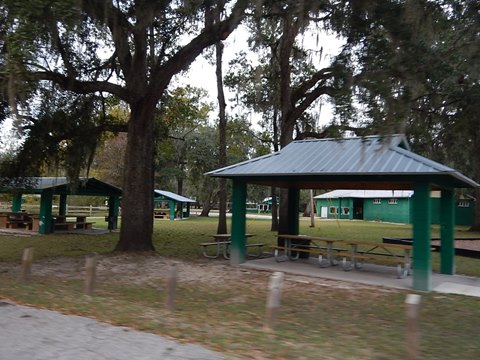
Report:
0,0,250,251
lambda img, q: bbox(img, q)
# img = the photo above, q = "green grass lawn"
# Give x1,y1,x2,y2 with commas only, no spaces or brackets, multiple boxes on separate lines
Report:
1,216,479,359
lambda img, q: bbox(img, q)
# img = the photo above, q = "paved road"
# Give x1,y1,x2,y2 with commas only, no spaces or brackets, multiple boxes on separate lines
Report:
0,300,224,360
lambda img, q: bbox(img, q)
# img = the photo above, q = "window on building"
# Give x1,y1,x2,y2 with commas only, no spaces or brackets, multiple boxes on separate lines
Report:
388,198,398,205
342,207,350,215
373,199,381,205
458,201,470,208
329,206,337,214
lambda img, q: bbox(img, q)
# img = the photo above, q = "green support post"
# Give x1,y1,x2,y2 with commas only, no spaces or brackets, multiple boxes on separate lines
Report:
169,200,175,220
59,194,67,216
440,189,455,274
39,189,53,234
230,180,247,265
412,182,432,291
12,194,22,212
186,203,190,218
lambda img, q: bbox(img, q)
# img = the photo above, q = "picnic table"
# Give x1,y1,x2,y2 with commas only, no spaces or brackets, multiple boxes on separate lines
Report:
200,234,265,259
0,212,34,230
53,215,95,231
274,234,413,278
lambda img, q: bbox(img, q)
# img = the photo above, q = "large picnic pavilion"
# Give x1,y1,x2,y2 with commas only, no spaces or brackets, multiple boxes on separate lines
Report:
207,134,479,291
0,177,122,234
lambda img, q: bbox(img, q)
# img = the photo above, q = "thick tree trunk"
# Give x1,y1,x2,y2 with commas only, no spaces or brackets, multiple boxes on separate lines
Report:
270,187,278,231
278,188,290,235
115,102,155,251
216,37,228,235
200,200,213,217
277,14,298,235
469,134,480,231
470,185,480,231
176,177,184,214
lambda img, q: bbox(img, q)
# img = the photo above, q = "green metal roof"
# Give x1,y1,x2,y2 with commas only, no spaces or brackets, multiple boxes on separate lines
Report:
154,190,196,203
0,177,122,196
207,135,479,190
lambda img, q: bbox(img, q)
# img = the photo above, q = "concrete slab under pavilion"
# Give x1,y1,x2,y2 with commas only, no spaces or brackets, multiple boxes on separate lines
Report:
242,257,480,297
208,134,480,292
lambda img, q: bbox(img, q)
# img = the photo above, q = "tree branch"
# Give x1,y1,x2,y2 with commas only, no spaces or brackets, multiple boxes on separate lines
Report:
81,0,133,80
149,0,251,100
291,67,333,103
31,71,130,101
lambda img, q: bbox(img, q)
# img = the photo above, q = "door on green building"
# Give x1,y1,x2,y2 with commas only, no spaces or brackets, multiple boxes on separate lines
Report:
353,198,364,220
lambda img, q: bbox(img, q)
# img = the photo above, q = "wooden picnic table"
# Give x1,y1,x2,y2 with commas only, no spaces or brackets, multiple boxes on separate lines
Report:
200,234,264,259
0,212,34,230
274,234,413,278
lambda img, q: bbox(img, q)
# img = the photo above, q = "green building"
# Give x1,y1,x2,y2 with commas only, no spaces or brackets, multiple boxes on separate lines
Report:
315,190,474,226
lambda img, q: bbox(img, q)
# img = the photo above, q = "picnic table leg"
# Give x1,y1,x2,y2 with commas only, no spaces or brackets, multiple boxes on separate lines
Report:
326,241,338,266
274,247,288,262
287,239,300,261
397,249,411,279
352,244,363,269
202,242,222,259
223,242,230,260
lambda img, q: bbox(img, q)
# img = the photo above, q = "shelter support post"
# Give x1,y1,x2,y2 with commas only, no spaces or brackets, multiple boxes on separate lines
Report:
287,188,309,258
12,193,22,212
412,182,432,291
440,189,455,275
287,188,300,235
185,203,190,218
107,196,120,230
59,194,67,216
230,179,247,265
169,200,175,220
39,189,53,234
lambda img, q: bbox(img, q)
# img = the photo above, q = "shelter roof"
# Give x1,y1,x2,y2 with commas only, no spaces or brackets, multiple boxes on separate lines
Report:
207,135,479,190
315,189,414,199
0,177,122,196
154,190,196,203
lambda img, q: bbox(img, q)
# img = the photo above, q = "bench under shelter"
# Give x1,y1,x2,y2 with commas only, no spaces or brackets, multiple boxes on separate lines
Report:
207,134,480,292
0,177,122,234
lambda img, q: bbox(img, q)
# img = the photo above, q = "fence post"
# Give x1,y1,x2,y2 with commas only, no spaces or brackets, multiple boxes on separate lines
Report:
84,253,98,296
165,264,178,312
264,271,285,331
21,247,34,281
406,293,421,360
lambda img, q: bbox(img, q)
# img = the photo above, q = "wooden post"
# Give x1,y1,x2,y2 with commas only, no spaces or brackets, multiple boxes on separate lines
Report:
84,253,98,296
165,264,178,312
406,294,421,360
21,247,34,281
264,271,285,331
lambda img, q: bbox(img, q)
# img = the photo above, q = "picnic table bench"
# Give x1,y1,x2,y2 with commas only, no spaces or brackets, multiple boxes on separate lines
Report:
153,211,170,219
274,234,413,278
200,234,265,259
54,220,95,231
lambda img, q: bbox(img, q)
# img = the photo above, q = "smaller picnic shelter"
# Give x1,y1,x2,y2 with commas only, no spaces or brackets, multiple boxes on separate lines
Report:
207,134,480,292
153,190,196,220
0,177,122,234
